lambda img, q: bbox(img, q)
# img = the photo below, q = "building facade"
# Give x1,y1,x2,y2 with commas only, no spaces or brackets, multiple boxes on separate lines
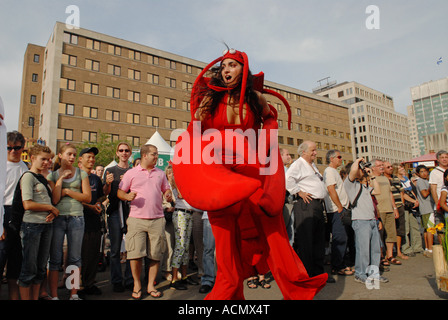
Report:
410,77,448,155
18,22,353,171
407,105,421,159
315,81,412,164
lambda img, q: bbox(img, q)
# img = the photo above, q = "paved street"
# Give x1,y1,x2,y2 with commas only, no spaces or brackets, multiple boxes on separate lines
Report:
13,250,444,302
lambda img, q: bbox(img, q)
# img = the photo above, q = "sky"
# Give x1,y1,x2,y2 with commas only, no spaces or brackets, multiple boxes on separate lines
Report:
0,0,447,131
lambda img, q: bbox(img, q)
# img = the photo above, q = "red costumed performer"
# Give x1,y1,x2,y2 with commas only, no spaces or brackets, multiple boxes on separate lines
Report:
172,48,328,300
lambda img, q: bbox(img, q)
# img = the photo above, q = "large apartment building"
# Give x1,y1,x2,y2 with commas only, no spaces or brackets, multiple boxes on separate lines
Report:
410,77,448,155
314,81,412,164
18,22,353,170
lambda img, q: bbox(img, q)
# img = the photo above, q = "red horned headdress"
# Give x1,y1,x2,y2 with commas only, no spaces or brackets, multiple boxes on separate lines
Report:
190,48,292,129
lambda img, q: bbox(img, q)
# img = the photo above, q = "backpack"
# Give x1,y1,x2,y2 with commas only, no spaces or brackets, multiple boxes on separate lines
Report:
9,171,52,232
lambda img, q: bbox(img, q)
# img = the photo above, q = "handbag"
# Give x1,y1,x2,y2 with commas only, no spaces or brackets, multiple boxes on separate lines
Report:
340,184,363,226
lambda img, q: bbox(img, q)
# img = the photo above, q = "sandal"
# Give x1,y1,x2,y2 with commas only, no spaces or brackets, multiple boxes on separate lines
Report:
387,257,402,265
334,267,354,276
148,290,163,299
132,289,142,300
259,279,271,289
381,259,390,267
246,277,258,289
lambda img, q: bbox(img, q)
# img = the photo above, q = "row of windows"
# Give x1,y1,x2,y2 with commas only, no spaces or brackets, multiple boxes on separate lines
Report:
60,103,190,128
63,32,195,74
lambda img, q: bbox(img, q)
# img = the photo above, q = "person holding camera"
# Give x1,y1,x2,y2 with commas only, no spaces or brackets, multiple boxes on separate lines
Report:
343,158,388,285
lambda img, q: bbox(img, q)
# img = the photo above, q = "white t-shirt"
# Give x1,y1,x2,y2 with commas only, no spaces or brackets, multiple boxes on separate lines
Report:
4,160,29,206
429,166,446,199
323,166,349,213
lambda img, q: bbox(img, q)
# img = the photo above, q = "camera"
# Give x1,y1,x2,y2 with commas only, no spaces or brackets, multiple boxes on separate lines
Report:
359,161,371,171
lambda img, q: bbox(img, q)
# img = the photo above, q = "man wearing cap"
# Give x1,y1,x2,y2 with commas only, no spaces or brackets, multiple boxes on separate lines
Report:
78,147,105,296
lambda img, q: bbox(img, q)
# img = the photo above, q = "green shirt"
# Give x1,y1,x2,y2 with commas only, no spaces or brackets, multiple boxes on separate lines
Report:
47,168,88,217
21,172,52,224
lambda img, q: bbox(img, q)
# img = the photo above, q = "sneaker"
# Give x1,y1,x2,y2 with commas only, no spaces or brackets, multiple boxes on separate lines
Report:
379,276,389,283
69,294,82,300
354,276,366,284
170,280,187,290
182,276,199,285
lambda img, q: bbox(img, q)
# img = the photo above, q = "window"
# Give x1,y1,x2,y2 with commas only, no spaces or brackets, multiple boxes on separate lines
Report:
30,95,37,104
314,127,320,134
165,119,176,129
297,139,304,146
85,59,99,71
129,50,141,60
84,83,99,95
278,136,284,144
108,45,121,55
297,123,302,131
296,108,301,116
33,54,40,63
182,81,193,91
127,91,140,102
108,64,121,76
127,113,140,124
150,55,159,65
61,78,76,91
106,87,120,99
64,129,73,141
278,119,283,128
65,104,74,115
82,131,97,143
168,60,176,69
182,121,190,129
182,101,190,111
165,98,176,109
147,116,159,127
147,94,159,105
128,69,141,80
63,33,78,45
148,73,159,84
83,106,98,119
166,78,176,88
86,38,100,50
32,73,38,82
106,134,120,143
305,125,312,133
106,110,120,122
338,91,344,98
127,136,140,147
287,137,294,145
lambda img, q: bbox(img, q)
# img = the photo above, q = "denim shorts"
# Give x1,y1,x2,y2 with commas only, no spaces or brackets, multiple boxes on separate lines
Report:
18,222,53,287
49,215,85,271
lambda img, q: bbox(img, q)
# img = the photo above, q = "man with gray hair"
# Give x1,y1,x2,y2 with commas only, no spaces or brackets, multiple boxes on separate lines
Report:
429,150,448,205
323,150,353,277
286,141,331,282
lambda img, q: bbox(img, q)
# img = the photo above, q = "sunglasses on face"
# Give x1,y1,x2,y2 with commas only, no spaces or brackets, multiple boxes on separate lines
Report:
118,149,130,153
7,146,23,151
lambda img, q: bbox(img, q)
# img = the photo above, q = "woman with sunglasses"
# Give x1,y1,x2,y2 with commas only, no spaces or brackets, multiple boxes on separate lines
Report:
47,143,91,300
172,48,327,300
103,142,133,293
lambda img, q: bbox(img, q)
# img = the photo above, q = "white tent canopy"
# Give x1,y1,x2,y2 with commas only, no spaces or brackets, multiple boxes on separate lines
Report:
145,130,172,154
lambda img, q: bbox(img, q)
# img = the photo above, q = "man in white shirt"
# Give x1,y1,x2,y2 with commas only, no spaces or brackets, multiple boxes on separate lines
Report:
286,141,329,281
1,131,29,299
323,150,353,277
429,150,448,205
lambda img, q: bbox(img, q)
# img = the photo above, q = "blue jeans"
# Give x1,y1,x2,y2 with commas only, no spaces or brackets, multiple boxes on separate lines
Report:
49,215,84,271
327,210,348,270
352,219,381,281
201,218,215,287
107,212,133,286
18,222,53,287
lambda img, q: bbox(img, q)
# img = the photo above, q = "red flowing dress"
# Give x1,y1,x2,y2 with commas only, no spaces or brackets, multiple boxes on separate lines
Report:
173,93,328,300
